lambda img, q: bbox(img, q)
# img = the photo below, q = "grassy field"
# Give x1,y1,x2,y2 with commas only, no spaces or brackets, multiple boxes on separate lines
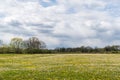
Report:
0,54,120,80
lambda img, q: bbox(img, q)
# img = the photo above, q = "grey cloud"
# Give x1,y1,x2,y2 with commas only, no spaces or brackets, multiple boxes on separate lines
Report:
26,23,54,28
9,20,22,27
0,0,120,48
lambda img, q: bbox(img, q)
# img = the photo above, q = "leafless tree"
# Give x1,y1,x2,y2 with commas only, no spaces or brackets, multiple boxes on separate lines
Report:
24,37,46,49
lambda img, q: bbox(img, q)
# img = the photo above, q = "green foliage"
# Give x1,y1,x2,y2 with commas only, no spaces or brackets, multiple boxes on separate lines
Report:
55,45,120,54
0,37,47,54
24,49,52,54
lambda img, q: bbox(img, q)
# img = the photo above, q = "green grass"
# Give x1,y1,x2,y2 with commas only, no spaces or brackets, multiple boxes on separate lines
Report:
0,54,120,80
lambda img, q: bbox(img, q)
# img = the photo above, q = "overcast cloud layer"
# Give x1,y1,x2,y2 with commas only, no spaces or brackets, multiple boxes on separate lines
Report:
0,0,120,48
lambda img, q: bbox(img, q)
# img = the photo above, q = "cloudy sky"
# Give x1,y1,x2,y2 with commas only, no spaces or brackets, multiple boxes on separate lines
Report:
0,0,120,48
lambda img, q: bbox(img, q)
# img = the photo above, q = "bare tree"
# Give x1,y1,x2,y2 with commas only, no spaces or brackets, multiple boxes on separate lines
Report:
10,37,23,53
39,41,46,49
24,37,46,49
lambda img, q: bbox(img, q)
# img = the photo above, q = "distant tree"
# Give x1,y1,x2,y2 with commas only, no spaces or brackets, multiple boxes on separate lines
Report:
40,41,46,49
24,37,46,50
0,44,10,53
111,45,120,51
0,43,4,53
80,46,86,53
10,37,23,53
85,46,93,53
0,40,3,46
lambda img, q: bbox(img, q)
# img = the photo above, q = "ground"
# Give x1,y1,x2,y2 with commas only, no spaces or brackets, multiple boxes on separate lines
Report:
0,54,120,80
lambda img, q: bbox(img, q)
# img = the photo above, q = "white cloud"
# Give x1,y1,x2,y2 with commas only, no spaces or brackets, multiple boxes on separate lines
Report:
0,0,120,48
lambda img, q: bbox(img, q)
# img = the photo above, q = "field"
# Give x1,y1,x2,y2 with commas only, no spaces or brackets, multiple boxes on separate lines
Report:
0,54,120,80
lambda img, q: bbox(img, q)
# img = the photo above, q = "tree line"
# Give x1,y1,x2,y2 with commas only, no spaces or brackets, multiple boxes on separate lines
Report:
55,45,120,53
0,37,120,54
0,37,51,54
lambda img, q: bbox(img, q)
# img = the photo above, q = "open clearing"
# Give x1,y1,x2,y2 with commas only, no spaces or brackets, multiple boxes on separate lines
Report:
0,54,120,80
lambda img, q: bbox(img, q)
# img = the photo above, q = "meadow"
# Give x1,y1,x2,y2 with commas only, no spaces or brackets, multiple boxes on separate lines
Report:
0,54,120,80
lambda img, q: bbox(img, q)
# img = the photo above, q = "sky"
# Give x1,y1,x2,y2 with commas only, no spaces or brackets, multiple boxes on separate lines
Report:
0,0,120,48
